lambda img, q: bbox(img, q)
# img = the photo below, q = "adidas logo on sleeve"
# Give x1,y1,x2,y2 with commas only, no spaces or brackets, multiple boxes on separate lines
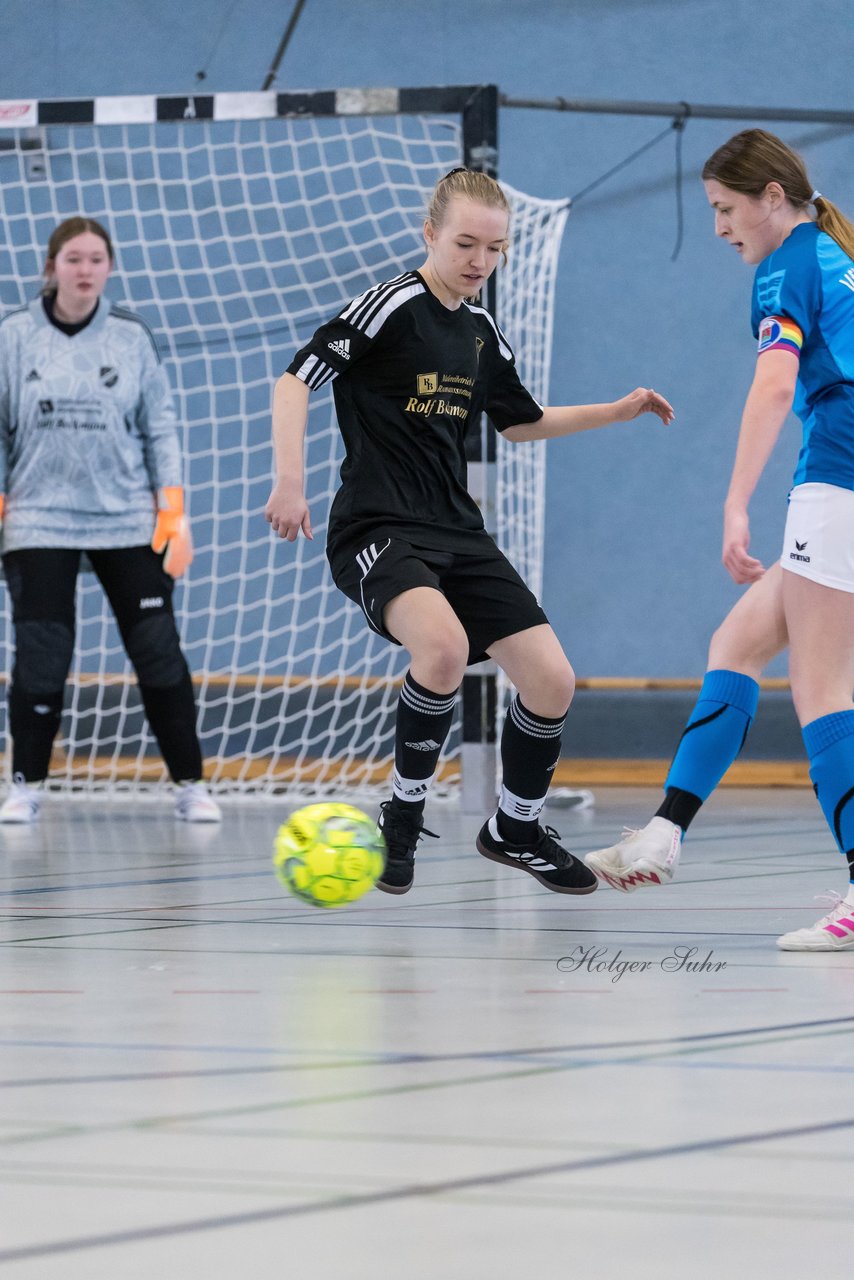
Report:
327,338,350,359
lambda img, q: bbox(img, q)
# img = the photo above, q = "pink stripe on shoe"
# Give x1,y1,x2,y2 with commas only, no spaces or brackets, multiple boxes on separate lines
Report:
825,916,854,938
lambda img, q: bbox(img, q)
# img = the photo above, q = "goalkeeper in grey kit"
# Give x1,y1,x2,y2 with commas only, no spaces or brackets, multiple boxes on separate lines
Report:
0,216,219,823
266,167,673,894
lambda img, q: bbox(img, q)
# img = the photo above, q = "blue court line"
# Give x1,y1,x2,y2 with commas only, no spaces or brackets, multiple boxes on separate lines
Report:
646,1057,854,1075
0,1014,850,1063
0,853,255,885
0,871,269,897
3,1045,854,1091
0,1038,400,1060
1,1114,852,1262
0,915,793,943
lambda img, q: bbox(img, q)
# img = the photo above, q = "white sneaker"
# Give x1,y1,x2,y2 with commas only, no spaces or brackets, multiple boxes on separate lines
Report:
584,816,682,891
0,775,42,824
174,782,222,824
777,892,854,951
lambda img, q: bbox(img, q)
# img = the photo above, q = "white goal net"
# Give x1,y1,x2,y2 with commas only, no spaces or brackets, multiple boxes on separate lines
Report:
0,93,568,796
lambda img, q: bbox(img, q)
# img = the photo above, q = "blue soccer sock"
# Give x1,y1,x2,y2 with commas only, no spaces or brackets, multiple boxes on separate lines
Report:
802,710,854,886
657,669,760,831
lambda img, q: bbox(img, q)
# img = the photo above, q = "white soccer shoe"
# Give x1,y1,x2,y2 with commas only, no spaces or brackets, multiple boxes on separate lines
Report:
0,776,42,825
174,782,222,824
777,892,854,951
584,816,682,891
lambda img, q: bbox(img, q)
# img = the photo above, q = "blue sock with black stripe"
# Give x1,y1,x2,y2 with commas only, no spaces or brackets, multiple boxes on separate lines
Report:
802,710,854,886
657,669,760,831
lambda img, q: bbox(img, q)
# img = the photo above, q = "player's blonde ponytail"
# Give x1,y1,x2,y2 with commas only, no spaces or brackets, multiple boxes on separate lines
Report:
813,196,854,262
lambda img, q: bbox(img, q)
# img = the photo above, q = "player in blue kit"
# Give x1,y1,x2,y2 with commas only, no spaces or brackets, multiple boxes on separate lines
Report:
586,130,854,952
266,167,673,895
0,217,220,823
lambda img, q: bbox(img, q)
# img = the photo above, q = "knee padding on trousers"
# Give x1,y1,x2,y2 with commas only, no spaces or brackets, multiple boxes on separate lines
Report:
13,620,75,694
123,614,188,689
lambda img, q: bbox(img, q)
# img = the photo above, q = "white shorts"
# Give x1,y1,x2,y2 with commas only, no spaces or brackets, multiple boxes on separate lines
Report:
781,481,854,592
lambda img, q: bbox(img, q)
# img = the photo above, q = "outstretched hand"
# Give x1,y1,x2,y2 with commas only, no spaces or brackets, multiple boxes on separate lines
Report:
613,387,675,426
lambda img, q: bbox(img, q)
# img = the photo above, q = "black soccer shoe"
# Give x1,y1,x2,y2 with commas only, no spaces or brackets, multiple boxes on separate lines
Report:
376,802,438,895
476,816,598,895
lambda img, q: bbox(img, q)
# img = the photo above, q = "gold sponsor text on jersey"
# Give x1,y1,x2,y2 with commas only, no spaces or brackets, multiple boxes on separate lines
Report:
405,397,468,418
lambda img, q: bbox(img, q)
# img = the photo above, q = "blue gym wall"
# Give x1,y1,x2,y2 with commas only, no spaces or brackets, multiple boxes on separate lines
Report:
3,0,853,680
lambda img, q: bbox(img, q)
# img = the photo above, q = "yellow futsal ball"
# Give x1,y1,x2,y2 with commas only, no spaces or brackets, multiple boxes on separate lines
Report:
273,802,385,908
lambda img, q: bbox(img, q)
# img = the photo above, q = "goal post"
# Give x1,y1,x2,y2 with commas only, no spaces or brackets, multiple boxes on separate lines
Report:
0,86,569,799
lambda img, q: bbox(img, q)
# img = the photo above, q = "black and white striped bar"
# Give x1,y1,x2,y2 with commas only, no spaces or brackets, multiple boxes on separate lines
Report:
0,86,489,129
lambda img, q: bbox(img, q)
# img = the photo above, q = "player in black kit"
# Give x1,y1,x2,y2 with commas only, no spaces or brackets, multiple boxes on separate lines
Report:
266,168,673,895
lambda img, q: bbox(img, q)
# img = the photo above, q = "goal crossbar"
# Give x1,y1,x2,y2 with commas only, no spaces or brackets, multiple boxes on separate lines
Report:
0,86,568,798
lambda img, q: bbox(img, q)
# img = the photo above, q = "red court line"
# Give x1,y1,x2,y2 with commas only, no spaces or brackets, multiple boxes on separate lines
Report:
524,989,613,995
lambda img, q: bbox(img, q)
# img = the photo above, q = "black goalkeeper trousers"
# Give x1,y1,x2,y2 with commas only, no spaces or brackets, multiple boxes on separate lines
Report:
2,545,203,784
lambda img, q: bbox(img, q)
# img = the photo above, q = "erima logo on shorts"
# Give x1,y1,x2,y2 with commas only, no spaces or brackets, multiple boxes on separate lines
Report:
328,339,350,359
139,596,164,609
789,538,810,564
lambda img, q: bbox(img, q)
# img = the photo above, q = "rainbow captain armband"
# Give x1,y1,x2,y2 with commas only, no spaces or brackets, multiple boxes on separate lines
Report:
151,485,193,578
757,314,803,358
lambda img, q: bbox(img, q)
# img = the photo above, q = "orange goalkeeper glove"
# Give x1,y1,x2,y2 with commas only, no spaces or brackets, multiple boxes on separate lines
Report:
0,495,4,526
151,486,193,578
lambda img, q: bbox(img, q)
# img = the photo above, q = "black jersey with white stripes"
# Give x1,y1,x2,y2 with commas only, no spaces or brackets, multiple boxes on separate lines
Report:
286,270,543,559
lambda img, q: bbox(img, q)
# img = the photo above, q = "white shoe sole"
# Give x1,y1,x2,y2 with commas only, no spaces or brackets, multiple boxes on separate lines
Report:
0,806,40,825
776,935,854,951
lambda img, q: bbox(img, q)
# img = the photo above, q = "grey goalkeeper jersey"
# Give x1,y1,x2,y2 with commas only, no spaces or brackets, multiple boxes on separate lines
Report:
0,298,183,551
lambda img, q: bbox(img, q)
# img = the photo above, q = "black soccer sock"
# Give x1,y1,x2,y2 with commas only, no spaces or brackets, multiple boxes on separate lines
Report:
497,695,565,844
138,671,204,783
390,672,458,813
8,684,63,783
655,787,704,833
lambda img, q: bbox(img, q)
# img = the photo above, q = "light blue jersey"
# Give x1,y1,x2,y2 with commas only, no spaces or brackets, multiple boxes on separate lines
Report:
0,298,182,551
751,222,854,489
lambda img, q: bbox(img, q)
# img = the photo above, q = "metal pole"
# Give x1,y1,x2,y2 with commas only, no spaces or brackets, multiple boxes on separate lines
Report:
460,86,500,816
261,0,309,92
500,94,854,127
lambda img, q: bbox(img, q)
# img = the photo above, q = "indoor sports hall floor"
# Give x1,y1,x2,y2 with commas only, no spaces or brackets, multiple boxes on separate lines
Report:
0,785,851,1279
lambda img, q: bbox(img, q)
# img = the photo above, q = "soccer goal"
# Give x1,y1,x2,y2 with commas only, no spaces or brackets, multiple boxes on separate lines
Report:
0,86,569,797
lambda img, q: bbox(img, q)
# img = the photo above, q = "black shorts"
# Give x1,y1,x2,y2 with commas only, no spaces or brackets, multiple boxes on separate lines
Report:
329,530,549,665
